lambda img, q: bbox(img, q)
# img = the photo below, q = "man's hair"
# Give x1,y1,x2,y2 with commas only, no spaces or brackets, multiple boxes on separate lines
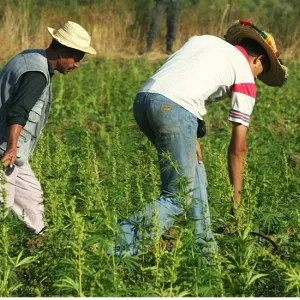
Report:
49,39,64,51
49,39,83,56
237,37,267,57
238,37,270,72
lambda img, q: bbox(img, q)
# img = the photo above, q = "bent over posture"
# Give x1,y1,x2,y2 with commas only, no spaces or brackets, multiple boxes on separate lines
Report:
115,20,288,256
0,21,96,234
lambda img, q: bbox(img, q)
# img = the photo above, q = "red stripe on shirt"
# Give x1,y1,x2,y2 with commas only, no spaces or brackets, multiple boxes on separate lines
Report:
234,45,249,60
229,111,250,121
230,83,256,98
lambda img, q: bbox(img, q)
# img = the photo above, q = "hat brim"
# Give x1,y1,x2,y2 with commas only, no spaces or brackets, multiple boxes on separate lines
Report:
47,27,96,55
225,23,287,87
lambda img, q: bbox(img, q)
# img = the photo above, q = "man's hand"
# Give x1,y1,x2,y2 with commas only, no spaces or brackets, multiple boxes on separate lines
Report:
196,140,203,164
2,124,23,168
2,149,17,168
227,123,248,206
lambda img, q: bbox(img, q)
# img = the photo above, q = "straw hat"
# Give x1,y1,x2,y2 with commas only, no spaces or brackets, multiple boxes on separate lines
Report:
47,21,96,55
225,20,288,87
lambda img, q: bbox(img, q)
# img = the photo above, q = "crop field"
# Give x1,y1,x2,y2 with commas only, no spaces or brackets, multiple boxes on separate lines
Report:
0,55,299,297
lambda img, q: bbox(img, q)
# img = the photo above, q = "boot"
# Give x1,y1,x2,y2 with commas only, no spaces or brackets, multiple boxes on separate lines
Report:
166,44,173,55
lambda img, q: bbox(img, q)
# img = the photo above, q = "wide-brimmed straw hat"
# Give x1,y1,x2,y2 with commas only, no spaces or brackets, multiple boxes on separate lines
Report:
47,21,96,55
225,20,288,87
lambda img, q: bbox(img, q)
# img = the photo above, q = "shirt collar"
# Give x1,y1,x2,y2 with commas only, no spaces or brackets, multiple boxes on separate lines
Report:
234,45,248,60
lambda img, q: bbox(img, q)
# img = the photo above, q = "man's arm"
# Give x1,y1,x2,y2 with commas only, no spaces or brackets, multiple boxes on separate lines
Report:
1,124,23,167
227,122,248,206
1,72,46,167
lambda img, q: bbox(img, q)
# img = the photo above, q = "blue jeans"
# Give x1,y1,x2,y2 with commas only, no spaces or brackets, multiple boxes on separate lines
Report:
115,93,215,255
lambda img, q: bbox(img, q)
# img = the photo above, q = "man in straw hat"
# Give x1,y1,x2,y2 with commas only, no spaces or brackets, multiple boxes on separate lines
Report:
0,21,96,235
114,20,288,255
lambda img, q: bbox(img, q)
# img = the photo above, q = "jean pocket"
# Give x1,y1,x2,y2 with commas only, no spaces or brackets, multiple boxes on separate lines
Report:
149,99,182,134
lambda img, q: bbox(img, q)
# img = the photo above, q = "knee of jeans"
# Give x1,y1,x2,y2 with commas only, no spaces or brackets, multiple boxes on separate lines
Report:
157,195,183,214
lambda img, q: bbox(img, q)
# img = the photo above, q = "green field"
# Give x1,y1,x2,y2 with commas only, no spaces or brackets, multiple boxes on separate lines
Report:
0,56,300,297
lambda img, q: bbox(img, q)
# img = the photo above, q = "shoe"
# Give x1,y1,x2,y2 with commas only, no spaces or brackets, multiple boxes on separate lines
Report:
214,226,226,234
27,235,44,248
165,49,174,55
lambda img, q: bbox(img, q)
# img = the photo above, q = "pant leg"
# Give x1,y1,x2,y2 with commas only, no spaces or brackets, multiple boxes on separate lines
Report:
116,93,182,255
166,0,182,51
117,196,183,256
0,166,18,213
147,1,168,50
134,92,197,193
148,93,197,196
0,164,44,234
14,163,44,234
189,162,216,249
116,93,198,255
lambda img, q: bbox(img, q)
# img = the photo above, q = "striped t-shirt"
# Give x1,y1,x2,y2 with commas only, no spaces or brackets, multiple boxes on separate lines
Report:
139,35,256,127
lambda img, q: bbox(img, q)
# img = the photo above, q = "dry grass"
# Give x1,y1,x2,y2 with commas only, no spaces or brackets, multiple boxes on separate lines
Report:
0,1,299,61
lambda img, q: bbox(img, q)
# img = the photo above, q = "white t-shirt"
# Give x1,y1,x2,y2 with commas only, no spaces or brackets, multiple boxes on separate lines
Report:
139,35,256,127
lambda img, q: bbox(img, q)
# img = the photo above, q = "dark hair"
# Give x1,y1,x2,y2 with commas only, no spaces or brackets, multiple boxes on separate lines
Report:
238,37,267,57
49,39,63,51
238,37,270,72
48,39,84,57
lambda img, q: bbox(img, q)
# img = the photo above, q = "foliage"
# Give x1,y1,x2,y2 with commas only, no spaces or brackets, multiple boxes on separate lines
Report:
0,54,299,296
0,0,300,58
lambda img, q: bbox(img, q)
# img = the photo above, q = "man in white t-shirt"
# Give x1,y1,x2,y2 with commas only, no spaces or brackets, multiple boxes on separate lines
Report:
115,20,288,256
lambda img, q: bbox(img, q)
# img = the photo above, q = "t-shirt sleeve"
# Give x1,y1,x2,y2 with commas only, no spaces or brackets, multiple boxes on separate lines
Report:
228,83,256,127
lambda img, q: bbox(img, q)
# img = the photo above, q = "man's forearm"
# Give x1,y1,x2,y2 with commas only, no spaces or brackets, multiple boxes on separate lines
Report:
1,124,23,167
6,124,23,150
228,147,245,205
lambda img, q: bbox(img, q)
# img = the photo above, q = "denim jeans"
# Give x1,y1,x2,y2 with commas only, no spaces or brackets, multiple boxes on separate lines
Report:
115,93,215,255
